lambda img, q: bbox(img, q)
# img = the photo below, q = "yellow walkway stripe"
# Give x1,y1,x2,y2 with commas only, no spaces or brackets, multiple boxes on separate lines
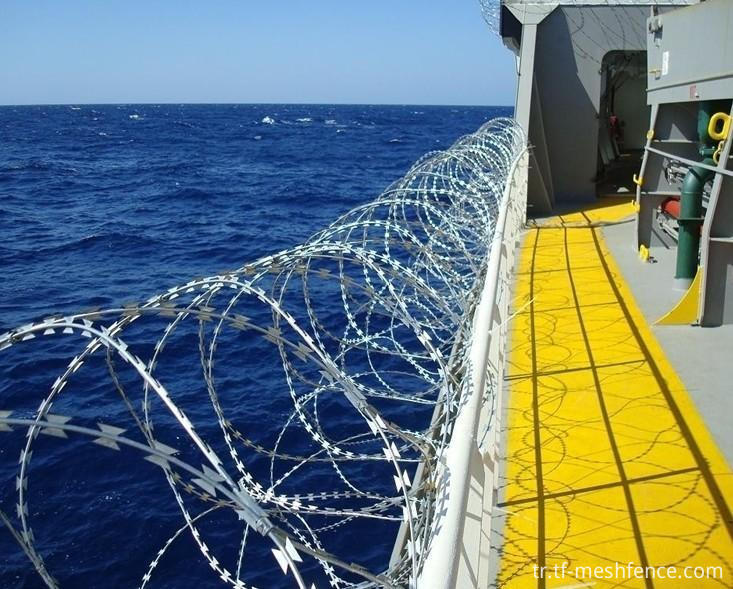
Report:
498,205,733,588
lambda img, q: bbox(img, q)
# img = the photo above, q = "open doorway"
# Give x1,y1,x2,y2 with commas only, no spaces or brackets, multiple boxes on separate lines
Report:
597,50,649,196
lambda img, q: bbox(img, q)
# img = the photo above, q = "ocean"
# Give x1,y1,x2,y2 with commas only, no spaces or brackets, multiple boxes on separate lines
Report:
0,103,511,588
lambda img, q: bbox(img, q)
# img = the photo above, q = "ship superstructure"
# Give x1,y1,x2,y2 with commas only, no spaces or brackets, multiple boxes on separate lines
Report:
417,1,733,587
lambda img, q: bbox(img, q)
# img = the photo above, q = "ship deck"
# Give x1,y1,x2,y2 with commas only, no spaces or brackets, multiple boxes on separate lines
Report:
493,198,733,587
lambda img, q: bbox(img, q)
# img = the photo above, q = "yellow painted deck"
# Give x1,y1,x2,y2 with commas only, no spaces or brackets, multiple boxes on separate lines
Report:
498,201,733,588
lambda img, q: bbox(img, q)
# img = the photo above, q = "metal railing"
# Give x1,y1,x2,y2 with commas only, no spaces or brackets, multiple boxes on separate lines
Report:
409,146,528,588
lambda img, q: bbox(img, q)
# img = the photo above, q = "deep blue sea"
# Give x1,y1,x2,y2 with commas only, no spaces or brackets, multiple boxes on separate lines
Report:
0,103,510,588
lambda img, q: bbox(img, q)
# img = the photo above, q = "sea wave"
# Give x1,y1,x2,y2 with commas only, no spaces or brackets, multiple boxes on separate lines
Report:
0,102,513,589
0,159,79,174
4,231,164,260
154,187,213,201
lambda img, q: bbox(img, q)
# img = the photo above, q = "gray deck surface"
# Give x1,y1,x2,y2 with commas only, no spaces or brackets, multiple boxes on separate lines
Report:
602,220,733,464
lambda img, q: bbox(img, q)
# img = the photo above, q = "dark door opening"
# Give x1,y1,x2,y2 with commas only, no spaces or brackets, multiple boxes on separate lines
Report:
597,50,649,197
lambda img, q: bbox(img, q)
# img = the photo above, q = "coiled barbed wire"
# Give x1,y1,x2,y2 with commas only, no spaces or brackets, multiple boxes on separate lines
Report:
480,0,692,59
479,0,501,32
0,117,524,588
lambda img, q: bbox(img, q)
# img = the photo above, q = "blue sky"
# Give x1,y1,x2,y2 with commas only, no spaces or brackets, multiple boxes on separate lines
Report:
0,0,516,106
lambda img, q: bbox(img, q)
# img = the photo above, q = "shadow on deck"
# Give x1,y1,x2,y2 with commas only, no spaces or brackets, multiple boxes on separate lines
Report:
494,201,733,588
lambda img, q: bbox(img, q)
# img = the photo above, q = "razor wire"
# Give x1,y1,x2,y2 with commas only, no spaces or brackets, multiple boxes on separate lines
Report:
481,0,696,61
0,117,525,589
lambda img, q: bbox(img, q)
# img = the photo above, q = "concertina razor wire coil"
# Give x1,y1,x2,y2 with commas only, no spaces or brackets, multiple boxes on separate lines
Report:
0,117,525,589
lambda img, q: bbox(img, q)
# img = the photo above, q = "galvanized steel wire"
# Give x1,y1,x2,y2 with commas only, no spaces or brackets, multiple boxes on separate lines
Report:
0,118,524,588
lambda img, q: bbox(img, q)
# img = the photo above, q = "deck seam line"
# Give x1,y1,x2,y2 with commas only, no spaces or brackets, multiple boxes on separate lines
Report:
562,226,654,589
498,466,701,508
506,358,646,382
529,227,546,589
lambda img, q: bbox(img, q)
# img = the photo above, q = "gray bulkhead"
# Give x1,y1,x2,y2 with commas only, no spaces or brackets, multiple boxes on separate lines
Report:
501,1,693,212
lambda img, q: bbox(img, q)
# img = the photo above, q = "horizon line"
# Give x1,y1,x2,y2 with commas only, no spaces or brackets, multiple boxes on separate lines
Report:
0,100,514,108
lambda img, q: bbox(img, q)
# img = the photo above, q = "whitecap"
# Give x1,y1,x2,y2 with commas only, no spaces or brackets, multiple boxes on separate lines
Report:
253,135,262,140
98,132,107,136
296,117,312,122
325,119,337,125
388,138,402,143
129,114,141,120
261,116,275,125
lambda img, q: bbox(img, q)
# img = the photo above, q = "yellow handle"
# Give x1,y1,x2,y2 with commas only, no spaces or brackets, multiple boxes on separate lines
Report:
714,141,724,165
639,244,650,262
633,174,643,186
708,112,731,141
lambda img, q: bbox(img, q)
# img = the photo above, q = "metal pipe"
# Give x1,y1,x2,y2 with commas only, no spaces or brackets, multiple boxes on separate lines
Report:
644,146,733,178
674,102,716,289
